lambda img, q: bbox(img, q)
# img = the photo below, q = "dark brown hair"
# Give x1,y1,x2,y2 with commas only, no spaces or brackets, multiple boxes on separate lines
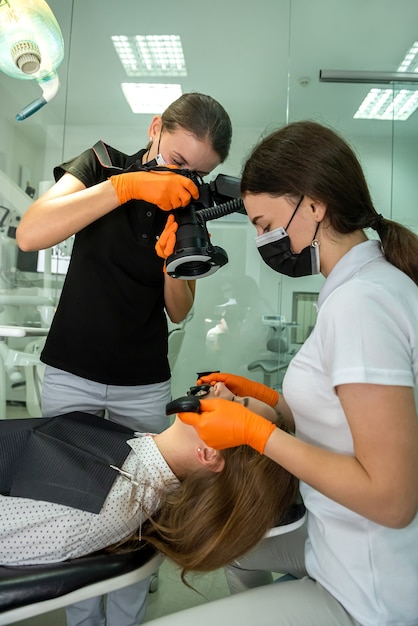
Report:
161,92,232,163
241,121,418,284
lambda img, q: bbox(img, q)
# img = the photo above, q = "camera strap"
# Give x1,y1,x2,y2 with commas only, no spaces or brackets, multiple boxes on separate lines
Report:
92,140,203,182
92,140,114,168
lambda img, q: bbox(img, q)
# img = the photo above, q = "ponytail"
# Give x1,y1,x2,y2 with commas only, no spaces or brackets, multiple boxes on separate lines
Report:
371,216,418,285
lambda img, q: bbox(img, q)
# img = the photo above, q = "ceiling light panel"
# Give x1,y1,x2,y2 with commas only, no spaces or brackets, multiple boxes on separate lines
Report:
398,41,418,73
354,88,418,121
121,83,183,114
112,35,187,77
354,41,418,121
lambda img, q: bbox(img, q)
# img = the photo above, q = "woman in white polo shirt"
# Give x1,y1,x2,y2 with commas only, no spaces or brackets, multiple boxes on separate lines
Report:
175,121,418,626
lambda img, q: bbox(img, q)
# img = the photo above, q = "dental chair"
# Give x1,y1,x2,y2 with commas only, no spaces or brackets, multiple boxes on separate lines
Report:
168,327,186,371
0,543,163,625
0,325,48,419
247,329,293,388
0,499,306,625
167,310,193,373
0,413,163,624
23,336,46,417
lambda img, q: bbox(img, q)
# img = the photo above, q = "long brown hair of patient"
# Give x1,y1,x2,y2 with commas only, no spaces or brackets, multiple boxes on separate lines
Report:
141,444,298,584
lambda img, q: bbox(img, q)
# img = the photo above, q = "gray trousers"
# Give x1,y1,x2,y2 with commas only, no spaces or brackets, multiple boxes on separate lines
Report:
41,365,172,626
147,520,361,626
42,365,171,433
224,520,309,592
65,580,150,626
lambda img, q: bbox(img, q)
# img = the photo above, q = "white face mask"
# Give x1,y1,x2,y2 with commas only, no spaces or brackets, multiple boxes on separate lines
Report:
155,153,167,166
146,152,167,168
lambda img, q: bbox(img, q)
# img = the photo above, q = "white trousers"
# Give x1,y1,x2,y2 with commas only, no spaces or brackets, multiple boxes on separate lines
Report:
147,520,361,626
224,520,308,593
147,577,361,626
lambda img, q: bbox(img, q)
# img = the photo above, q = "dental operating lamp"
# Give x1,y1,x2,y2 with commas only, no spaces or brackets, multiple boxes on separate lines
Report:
0,0,64,120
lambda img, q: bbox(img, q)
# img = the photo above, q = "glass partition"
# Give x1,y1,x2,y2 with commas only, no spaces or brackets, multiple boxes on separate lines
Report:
0,0,417,416
392,82,418,236
0,0,72,417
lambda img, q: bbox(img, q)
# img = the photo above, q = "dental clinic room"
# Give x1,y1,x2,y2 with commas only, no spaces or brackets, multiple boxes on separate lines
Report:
1,1,418,626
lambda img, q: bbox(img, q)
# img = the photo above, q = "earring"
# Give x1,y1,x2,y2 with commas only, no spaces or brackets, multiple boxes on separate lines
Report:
197,447,201,453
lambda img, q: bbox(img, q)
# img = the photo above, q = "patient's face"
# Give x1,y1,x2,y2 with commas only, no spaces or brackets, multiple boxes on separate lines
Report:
204,382,278,423
171,381,278,448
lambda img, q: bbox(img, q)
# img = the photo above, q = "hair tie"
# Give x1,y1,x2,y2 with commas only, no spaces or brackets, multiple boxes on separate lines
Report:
370,213,384,231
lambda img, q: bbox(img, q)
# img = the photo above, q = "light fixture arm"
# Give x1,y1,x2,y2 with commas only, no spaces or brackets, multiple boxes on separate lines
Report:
319,70,418,84
16,70,59,120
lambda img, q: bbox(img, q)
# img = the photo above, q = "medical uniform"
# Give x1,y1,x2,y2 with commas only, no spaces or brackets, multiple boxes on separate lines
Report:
44,143,170,386
161,240,418,626
38,143,175,626
41,143,172,432
284,240,418,625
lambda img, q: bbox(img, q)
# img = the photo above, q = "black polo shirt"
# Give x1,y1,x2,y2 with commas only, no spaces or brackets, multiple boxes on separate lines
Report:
41,143,171,385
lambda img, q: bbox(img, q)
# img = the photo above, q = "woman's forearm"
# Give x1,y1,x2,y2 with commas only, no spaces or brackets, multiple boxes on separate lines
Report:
17,176,119,251
263,425,417,528
164,278,196,323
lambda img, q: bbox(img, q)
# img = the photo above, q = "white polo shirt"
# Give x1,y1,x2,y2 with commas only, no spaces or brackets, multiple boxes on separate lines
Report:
284,240,418,626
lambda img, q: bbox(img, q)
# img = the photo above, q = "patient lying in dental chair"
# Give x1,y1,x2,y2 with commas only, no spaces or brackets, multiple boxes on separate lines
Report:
0,381,298,579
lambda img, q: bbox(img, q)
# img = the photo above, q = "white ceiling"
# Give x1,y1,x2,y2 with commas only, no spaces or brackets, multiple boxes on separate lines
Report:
1,0,418,157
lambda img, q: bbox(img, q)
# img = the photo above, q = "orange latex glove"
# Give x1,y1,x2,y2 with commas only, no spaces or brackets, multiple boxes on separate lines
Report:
178,398,276,453
155,215,178,266
110,169,199,211
197,372,279,408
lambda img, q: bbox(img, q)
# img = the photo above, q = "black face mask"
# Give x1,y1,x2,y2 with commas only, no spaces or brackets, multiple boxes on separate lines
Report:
255,196,320,278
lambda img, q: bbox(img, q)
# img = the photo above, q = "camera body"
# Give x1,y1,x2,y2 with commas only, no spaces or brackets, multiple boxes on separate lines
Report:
165,171,245,279
96,138,246,280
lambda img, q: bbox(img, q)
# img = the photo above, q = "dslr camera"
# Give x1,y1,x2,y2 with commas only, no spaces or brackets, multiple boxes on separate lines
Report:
163,169,245,279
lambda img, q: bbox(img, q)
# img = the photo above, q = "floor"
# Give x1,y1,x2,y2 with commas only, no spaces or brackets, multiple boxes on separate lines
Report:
3,404,231,625
11,559,231,625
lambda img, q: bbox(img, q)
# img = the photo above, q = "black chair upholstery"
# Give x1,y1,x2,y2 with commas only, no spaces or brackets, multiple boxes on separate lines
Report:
0,543,156,615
